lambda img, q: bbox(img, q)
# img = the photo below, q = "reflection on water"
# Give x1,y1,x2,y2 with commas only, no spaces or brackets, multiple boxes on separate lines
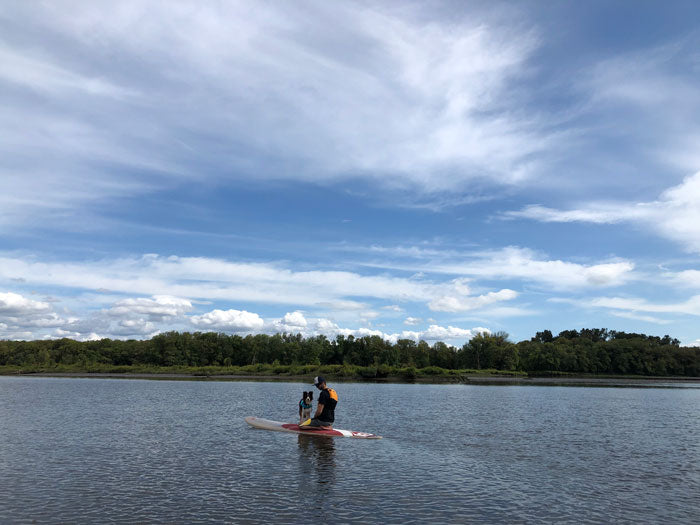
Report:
297,434,336,488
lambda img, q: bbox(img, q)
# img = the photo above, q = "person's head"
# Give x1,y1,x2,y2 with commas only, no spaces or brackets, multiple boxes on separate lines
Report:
313,376,326,390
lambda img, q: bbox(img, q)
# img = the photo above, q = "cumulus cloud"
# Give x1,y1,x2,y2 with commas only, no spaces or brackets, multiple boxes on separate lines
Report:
261,313,489,345
0,292,51,315
51,329,102,342
404,316,421,326
0,292,66,338
0,293,192,340
271,311,309,333
0,289,490,345
111,319,158,337
508,172,700,253
281,311,307,328
401,325,489,342
190,309,265,332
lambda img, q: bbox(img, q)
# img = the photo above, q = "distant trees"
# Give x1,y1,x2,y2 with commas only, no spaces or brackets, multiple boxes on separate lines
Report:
0,328,698,377
459,332,516,370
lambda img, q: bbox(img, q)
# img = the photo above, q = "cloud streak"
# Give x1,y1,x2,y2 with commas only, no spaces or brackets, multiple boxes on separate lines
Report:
354,245,636,290
0,253,516,312
508,172,700,253
0,1,551,231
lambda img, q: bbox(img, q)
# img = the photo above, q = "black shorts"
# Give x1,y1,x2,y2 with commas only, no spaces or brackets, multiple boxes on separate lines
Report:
307,418,333,428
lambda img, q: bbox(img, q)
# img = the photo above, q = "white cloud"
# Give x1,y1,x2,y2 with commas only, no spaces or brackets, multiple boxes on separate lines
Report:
665,270,700,288
382,305,404,312
429,289,518,312
0,288,491,345
315,300,367,311
108,295,193,320
112,319,158,337
281,311,307,328
0,293,179,340
0,292,67,338
354,245,636,289
312,318,339,333
272,311,309,333
190,309,265,332
442,247,635,289
588,295,700,317
404,316,421,326
470,306,537,318
0,254,516,313
0,46,135,99
0,291,51,315
51,329,103,342
553,294,700,321
267,314,489,346
609,311,672,325
404,324,489,342
508,172,700,253
0,1,551,232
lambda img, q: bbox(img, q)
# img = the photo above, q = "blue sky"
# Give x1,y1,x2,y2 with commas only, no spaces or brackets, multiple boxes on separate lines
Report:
2,1,700,346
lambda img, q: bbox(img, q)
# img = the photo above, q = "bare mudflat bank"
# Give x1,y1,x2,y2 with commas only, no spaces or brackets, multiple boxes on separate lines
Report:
6,371,699,387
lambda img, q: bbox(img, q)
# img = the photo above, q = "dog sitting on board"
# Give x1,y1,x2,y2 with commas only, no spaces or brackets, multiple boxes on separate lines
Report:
299,391,313,424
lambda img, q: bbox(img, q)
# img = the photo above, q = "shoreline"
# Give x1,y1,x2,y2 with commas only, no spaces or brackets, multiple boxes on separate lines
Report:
4,371,699,387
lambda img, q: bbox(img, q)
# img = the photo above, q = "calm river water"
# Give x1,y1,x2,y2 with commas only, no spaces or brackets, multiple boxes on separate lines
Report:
1,377,699,524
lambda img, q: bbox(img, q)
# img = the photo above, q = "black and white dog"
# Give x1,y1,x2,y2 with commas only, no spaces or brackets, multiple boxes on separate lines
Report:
299,391,313,424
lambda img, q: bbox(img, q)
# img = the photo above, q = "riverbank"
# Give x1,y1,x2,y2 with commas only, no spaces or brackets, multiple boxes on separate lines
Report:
2,365,698,387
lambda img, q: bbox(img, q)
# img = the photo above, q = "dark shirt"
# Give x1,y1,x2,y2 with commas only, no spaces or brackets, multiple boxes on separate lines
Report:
318,387,338,423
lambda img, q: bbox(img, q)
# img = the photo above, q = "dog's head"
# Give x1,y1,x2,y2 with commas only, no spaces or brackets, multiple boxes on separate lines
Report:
303,391,313,403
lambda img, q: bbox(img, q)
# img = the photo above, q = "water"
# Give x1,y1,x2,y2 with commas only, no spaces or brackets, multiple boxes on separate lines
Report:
1,377,698,524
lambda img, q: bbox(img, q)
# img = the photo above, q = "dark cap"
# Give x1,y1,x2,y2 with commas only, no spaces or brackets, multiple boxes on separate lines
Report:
313,376,325,387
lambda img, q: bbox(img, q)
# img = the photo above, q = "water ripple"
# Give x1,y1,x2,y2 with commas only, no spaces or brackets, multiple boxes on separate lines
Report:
0,378,698,523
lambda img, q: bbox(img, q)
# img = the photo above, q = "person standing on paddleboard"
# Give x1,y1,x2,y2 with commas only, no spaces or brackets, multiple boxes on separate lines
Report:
300,376,338,429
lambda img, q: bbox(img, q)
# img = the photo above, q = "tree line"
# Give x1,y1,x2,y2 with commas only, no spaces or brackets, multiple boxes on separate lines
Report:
1,328,698,376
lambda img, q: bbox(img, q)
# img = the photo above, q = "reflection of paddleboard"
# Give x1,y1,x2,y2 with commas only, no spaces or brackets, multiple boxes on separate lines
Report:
245,416,382,439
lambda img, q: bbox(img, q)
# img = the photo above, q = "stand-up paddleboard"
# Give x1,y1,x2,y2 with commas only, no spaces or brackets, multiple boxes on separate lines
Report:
245,416,382,439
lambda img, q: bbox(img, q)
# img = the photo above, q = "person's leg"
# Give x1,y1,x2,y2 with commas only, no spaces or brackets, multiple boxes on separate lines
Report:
300,418,332,429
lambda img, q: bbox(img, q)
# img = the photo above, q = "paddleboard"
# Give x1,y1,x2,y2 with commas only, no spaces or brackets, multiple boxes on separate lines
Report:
245,416,382,439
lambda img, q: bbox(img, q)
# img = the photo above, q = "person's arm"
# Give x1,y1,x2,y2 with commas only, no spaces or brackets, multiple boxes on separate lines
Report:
314,403,324,418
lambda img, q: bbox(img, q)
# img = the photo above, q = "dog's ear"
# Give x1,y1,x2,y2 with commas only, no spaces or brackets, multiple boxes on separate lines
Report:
309,391,313,400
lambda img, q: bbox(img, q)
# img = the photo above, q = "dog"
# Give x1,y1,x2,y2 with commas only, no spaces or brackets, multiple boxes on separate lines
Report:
299,391,313,424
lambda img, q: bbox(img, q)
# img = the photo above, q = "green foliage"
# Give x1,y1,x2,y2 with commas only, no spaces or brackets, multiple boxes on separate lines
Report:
1,328,698,378
400,366,417,381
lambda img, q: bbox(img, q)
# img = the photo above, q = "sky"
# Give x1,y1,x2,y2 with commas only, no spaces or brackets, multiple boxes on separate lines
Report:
2,0,700,346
